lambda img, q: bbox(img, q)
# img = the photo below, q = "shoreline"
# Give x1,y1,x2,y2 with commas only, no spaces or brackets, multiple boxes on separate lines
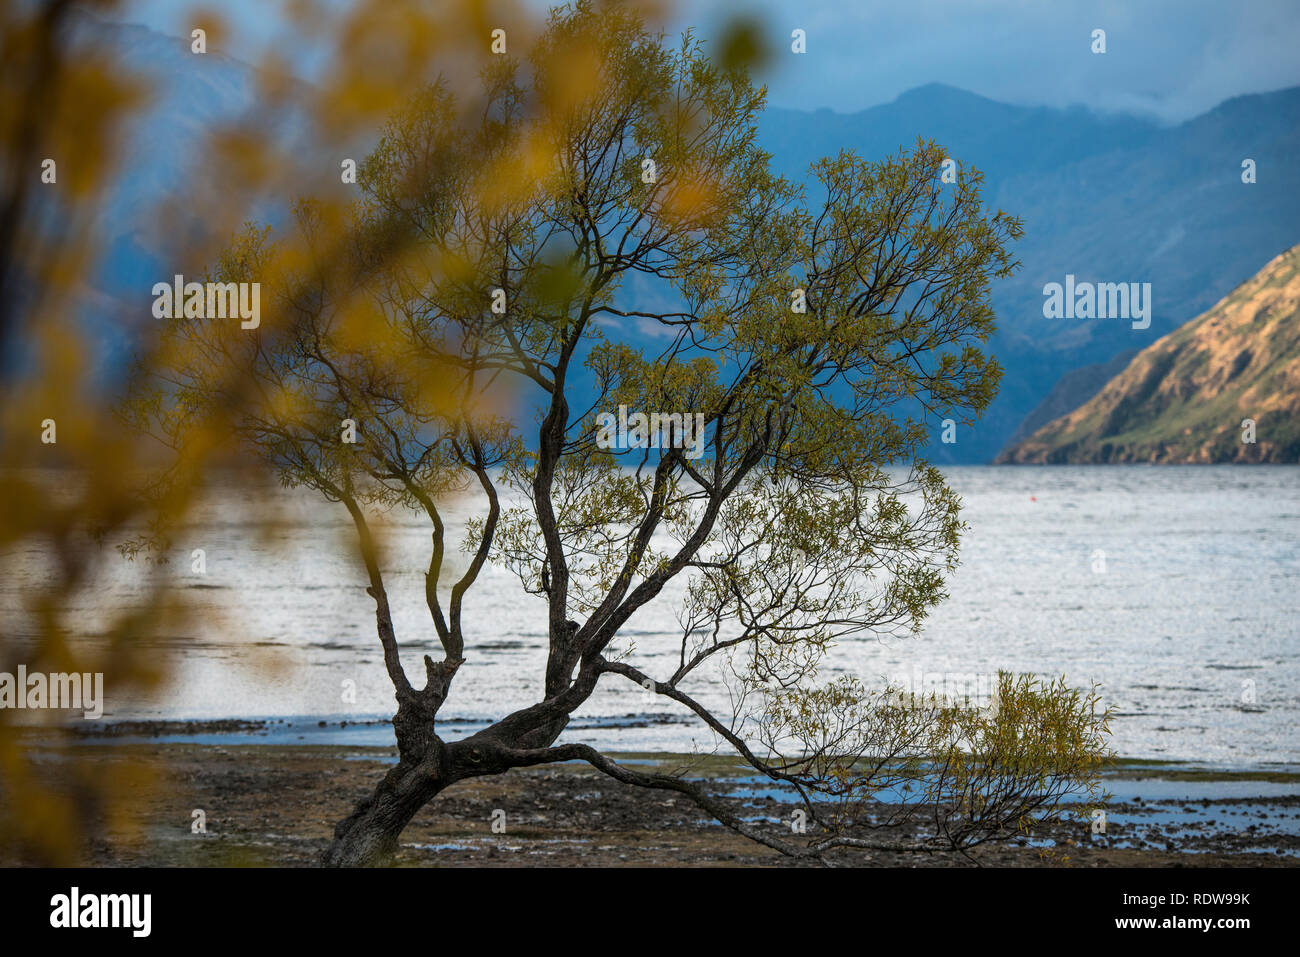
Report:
5,719,1297,867
65,716,1300,772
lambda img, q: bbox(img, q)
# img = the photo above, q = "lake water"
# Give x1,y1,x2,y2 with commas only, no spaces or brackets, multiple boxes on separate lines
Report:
7,466,1298,765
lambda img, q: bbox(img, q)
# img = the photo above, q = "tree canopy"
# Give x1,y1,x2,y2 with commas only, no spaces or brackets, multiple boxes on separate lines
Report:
127,0,1108,866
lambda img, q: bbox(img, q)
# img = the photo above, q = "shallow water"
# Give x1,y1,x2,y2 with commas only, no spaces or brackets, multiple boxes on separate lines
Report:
724,769,1300,857
6,466,1298,763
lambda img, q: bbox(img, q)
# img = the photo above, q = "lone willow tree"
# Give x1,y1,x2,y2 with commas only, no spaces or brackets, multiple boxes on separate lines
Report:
131,2,1109,866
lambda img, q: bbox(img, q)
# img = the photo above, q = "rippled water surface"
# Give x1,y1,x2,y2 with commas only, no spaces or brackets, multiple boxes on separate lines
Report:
7,466,1297,763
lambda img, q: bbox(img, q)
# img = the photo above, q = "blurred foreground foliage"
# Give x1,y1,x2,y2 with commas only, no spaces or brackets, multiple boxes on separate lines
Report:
1,0,673,864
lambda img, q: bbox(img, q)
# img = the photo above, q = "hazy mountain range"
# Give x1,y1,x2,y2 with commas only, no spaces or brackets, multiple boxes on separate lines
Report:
85,17,1300,462
762,84,1300,462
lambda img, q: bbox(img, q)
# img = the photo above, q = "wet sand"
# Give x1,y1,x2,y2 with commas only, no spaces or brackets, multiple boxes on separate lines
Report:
7,726,1298,867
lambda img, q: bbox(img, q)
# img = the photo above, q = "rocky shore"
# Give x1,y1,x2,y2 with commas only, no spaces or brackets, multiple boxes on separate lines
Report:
7,722,1297,867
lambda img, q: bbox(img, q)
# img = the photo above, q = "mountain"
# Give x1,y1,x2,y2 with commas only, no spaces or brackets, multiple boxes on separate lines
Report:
762,84,1300,463
998,348,1139,452
82,20,1300,461
996,245,1300,463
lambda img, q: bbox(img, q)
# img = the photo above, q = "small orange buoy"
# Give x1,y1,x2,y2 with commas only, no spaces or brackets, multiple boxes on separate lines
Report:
1030,496,1037,502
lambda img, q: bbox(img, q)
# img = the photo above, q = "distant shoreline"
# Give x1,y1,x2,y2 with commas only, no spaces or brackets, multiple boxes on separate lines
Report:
51,714,1300,771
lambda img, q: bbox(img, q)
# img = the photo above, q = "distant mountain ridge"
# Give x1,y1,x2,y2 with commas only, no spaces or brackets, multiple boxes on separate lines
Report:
760,83,1300,463
996,245,1300,463
85,19,1300,462
998,348,1139,453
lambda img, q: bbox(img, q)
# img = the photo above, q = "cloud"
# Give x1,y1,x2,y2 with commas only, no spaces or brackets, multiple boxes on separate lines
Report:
119,0,1300,123
681,0,1300,122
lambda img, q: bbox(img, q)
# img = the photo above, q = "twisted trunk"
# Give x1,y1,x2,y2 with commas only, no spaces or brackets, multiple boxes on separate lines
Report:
322,617,588,866
321,696,573,867
323,754,450,867
323,657,464,867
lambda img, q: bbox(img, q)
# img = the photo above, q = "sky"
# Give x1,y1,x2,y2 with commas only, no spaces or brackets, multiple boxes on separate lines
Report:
115,0,1300,122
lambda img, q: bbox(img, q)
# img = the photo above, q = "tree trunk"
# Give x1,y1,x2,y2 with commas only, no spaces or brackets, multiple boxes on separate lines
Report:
323,758,449,867
323,690,453,867
322,659,578,866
